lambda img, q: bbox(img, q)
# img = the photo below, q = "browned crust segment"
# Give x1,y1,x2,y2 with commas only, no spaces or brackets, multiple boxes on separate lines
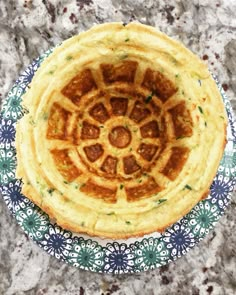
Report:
101,60,138,84
47,103,72,140
129,101,151,123
51,149,82,182
80,179,117,203
142,68,177,102
138,143,158,161
126,177,162,201
108,126,131,148
81,120,100,140
161,146,190,180
110,97,128,116
84,144,104,162
61,69,97,105
168,101,193,138
123,155,141,174
140,120,159,138
89,103,110,123
100,155,118,175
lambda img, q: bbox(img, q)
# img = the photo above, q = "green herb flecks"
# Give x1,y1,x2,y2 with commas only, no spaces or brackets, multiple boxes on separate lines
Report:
198,106,204,114
184,184,192,190
63,181,69,184
176,136,185,140
155,199,167,205
66,55,73,61
198,80,202,86
125,38,130,42
125,221,131,225
119,53,129,60
107,212,115,216
220,116,225,119
205,121,207,127
29,116,36,126
145,92,153,104
47,188,55,195
42,113,49,120
81,222,85,227
120,184,124,190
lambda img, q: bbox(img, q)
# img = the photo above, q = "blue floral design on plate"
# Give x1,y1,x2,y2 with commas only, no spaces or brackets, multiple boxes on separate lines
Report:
103,242,134,273
40,224,73,260
0,179,30,214
1,85,28,121
16,205,50,240
162,224,196,258
210,174,236,211
68,237,104,272
0,148,16,184
0,117,16,149
183,200,221,238
0,49,235,274
132,238,169,271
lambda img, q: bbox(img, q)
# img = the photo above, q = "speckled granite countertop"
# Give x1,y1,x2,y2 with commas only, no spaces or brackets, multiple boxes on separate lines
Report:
0,0,235,294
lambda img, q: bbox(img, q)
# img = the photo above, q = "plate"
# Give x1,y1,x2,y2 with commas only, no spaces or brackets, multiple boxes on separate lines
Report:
0,48,235,274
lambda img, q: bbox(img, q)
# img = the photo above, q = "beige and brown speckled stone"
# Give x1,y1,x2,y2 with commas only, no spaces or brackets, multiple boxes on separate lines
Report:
0,0,235,294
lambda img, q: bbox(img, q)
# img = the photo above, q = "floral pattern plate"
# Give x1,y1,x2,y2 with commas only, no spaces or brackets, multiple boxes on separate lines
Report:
0,48,235,274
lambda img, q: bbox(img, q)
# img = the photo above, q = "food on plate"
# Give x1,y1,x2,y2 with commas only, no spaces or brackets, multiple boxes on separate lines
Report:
16,22,227,239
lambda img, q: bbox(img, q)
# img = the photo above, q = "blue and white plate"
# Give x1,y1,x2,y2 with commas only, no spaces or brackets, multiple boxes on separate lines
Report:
0,49,235,274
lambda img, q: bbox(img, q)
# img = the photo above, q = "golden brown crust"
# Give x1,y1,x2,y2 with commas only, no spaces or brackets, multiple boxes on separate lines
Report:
15,22,227,239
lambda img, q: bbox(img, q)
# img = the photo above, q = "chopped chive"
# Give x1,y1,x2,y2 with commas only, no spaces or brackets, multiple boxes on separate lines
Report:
138,179,142,183
184,184,192,190
155,198,167,205
198,79,202,86
198,106,204,114
220,116,224,119
175,74,179,78
205,121,207,127
66,55,73,61
125,38,130,42
81,222,85,227
80,183,86,188
129,147,132,152
145,93,153,103
176,136,185,140
107,212,115,216
182,90,185,95
47,188,55,195
74,185,79,189
120,184,124,190
63,181,69,184
125,221,131,225
100,125,104,128
119,53,128,60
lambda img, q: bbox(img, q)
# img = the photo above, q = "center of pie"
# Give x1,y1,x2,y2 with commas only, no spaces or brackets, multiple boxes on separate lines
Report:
108,126,131,148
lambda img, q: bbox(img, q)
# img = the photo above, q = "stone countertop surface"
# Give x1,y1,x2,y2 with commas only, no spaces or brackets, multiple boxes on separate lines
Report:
0,0,235,294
